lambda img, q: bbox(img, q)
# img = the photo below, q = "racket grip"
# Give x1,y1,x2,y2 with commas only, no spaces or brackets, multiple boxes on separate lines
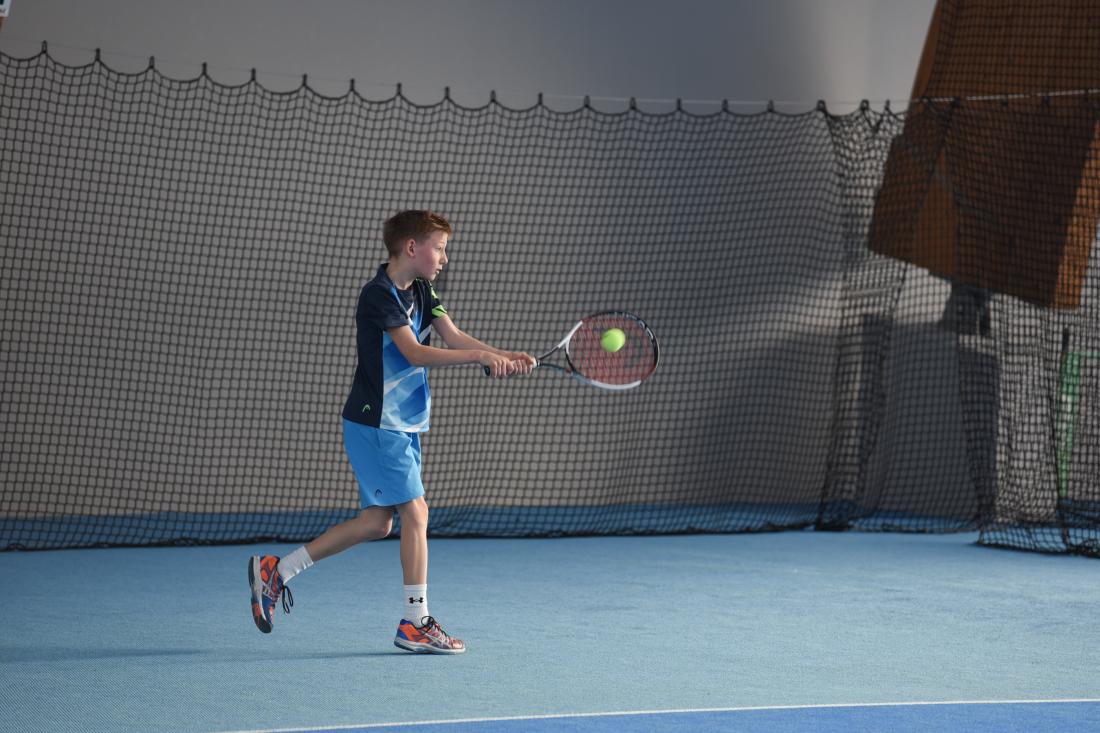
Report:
483,358,540,377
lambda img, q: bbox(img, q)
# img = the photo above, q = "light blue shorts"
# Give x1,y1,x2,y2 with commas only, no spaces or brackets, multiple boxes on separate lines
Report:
342,419,425,508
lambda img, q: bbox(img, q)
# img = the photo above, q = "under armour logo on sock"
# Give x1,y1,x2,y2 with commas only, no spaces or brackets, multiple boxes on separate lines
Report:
408,597,424,604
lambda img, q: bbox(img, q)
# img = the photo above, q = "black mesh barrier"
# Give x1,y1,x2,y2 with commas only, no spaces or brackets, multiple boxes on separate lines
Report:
1,48,1098,555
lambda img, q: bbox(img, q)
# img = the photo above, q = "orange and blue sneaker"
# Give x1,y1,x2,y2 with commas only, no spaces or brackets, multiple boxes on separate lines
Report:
248,555,293,634
394,616,466,654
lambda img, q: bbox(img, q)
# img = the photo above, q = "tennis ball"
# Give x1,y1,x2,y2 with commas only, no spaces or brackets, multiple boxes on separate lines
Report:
601,327,626,353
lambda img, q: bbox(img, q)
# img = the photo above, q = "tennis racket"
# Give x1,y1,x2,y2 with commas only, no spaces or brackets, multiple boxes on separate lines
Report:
486,311,659,390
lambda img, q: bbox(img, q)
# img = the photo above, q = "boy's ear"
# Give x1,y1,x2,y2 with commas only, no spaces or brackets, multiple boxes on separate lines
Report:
404,238,418,258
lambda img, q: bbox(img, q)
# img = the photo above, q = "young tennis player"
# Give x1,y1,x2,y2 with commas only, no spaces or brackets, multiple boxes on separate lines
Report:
248,210,534,654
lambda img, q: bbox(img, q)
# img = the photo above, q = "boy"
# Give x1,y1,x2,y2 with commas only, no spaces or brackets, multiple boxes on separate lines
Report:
248,210,534,654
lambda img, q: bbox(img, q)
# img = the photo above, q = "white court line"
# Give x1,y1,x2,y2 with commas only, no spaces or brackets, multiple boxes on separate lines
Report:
212,698,1100,733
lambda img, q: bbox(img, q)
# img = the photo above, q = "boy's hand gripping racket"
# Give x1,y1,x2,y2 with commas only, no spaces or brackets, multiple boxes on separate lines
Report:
487,311,659,390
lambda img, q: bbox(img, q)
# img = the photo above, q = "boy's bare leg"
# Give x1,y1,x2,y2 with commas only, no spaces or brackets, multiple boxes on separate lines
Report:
305,506,393,562
396,497,429,585
391,496,464,653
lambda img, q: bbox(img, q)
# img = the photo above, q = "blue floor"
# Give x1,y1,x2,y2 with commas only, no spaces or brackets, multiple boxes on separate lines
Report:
278,701,1100,732
2,532,1098,732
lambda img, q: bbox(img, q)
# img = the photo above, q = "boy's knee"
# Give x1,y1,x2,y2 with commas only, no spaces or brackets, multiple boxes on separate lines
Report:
358,510,393,540
400,497,429,528
370,515,393,540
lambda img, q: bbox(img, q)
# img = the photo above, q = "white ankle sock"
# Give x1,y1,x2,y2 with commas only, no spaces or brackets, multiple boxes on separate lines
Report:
277,547,313,583
404,584,428,625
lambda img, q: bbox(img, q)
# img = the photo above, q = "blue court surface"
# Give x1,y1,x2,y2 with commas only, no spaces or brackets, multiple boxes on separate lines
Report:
214,701,1100,732
2,531,1098,732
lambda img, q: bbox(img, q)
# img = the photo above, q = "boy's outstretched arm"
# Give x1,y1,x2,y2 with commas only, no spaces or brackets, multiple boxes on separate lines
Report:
432,315,536,375
387,325,515,378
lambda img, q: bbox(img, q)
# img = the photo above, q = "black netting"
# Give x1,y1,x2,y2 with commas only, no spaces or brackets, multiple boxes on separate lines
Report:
1,46,1097,555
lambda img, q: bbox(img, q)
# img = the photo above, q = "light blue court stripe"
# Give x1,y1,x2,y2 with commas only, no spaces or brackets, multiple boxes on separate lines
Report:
213,699,1100,733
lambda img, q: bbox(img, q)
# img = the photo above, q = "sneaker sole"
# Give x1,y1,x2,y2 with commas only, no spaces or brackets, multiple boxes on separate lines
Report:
248,557,273,634
394,638,466,655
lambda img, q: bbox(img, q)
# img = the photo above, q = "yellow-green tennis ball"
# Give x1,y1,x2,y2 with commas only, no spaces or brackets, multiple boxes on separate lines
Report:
601,328,626,353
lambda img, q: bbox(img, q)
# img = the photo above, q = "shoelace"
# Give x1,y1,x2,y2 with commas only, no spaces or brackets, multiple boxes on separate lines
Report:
265,576,294,615
420,616,450,643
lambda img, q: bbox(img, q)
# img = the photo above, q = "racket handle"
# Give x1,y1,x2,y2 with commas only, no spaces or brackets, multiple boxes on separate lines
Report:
482,358,540,377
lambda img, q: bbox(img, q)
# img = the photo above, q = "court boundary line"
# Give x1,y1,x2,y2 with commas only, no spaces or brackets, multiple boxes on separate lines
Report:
212,698,1100,733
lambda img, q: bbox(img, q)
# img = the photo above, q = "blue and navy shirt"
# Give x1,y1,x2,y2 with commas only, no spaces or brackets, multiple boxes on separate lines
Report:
341,264,447,432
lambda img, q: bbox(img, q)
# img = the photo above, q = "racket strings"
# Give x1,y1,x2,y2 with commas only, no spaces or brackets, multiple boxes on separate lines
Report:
567,316,657,386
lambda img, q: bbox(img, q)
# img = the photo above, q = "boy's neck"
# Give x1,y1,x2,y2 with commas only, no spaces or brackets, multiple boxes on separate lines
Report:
385,260,417,290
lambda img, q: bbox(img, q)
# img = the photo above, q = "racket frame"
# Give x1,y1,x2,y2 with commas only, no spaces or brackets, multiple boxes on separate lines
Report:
536,311,658,391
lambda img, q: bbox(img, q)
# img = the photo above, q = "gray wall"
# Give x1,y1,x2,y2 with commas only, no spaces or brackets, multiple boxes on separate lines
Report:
3,0,935,112
4,0,978,547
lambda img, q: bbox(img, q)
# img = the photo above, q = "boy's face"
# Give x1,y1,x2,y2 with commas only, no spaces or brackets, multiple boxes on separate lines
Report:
410,230,449,282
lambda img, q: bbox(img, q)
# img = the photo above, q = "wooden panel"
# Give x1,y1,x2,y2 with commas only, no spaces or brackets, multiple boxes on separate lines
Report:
869,0,1100,309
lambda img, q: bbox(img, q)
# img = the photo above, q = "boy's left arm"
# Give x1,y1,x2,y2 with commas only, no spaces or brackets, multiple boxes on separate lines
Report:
433,315,536,374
